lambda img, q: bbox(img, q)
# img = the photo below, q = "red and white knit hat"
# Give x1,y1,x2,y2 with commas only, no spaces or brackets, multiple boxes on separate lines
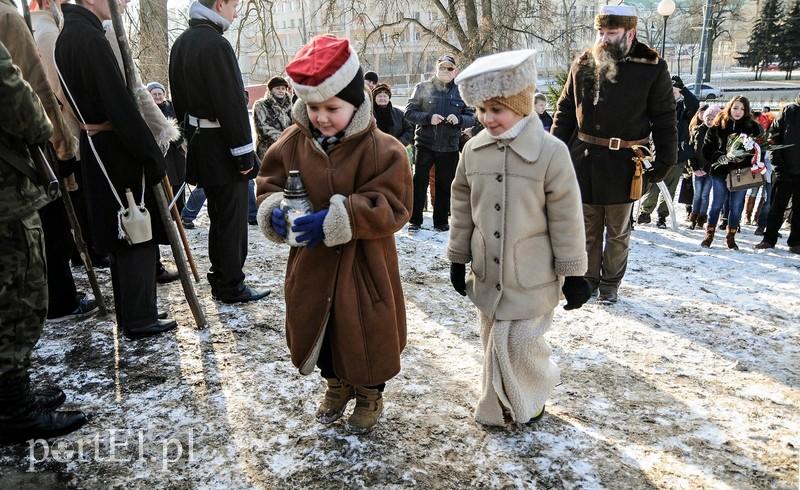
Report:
285,35,364,106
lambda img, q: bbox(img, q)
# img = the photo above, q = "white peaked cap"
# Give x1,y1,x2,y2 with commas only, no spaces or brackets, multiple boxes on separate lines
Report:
454,49,537,107
598,4,638,17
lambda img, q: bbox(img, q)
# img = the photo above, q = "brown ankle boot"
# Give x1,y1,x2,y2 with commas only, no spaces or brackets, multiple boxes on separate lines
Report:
688,212,699,230
345,386,383,434
316,378,355,424
725,227,739,250
744,195,756,225
701,224,716,248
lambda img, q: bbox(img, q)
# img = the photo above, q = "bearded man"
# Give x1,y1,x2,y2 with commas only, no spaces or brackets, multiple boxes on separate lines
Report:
551,4,676,304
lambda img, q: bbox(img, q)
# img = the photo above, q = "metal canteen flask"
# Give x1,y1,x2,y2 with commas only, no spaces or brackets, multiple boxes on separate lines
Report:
281,170,313,247
120,188,152,244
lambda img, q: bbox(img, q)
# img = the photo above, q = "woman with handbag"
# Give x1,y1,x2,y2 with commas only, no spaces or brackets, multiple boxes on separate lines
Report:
701,96,762,250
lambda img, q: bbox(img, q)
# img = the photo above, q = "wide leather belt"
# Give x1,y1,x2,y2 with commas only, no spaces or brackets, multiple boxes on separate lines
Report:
80,121,113,136
578,132,649,151
188,115,221,128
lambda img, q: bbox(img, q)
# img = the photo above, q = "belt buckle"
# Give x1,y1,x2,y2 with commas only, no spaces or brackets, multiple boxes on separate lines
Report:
608,137,621,151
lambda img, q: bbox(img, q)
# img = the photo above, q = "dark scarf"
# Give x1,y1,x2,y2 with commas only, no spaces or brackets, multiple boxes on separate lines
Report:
374,102,394,135
311,127,346,153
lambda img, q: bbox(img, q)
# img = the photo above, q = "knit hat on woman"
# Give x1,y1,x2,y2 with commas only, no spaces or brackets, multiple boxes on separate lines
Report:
455,49,537,117
285,35,365,108
267,76,289,90
372,83,392,99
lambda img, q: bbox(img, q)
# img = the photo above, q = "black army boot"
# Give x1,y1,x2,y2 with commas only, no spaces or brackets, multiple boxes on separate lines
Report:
0,376,88,444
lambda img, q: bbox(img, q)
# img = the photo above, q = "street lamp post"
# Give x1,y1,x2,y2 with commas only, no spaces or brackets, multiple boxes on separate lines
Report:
657,0,676,59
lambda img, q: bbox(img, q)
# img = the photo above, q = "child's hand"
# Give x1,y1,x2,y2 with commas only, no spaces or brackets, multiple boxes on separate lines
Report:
450,263,466,296
562,276,592,310
271,208,287,238
293,209,329,248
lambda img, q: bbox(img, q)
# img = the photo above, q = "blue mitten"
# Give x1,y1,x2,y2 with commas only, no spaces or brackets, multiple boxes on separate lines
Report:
292,209,329,248
271,207,287,238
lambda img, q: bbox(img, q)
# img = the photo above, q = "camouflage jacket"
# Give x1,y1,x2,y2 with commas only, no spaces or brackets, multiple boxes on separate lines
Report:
0,40,53,223
253,94,292,159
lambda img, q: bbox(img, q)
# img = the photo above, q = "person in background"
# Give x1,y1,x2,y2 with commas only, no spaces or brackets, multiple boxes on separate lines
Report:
700,95,762,250
688,104,719,230
755,93,800,253
364,70,378,91
405,54,476,232
534,92,552,132
372,83,413,146
170,0,269,304
637,75,698,228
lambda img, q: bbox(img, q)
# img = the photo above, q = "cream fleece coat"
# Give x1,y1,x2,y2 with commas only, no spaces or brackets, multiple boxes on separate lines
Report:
448,115,588,320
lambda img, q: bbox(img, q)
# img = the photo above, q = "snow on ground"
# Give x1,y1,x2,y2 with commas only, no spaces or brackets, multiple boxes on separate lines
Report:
0,210,798,489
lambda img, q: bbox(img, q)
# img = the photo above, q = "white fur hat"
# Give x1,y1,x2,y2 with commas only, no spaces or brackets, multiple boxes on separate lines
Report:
454,49,537,108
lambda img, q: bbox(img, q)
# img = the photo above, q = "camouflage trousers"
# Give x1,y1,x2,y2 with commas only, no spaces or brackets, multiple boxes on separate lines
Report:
0,212,47,380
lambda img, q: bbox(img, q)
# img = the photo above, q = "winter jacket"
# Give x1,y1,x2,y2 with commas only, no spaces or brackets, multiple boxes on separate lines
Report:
374,103,414,146
770,102,800,176
676,88,700,162
56,4,168,253
448,116,588,321
0,40,53,223
256,98,412,386
0,0,74,162
170,18,254,186
253,93,293,159
689,124,712,173
404,78,476,153
538,111,553,132
157,100,187,185
702,118,762,178
551,40,677,204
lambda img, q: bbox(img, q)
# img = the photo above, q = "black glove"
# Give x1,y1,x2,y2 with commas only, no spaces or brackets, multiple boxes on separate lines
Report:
450,263,466,296
562,276,592,310
647,163,669,184
235,151,259,178
57,157,78,179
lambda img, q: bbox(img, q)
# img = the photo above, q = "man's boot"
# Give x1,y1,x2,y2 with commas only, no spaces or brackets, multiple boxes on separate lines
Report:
754,240,775,250
719,218,728,230
0,376,88,444
636,213,651,224
725,227,739,250
656,216,668,229
345,386,383,434
744,195,756,225
315,378,355,424
688,212,699,230
701,224,716,248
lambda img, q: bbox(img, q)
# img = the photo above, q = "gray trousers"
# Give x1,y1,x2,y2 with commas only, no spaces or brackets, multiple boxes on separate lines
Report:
583,203,634,291
639,163,684,218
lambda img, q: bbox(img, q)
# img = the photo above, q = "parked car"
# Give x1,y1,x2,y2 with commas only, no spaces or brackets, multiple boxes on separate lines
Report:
685,83,724,101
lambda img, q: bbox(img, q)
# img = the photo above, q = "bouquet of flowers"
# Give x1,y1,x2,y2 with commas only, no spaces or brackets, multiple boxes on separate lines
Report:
725,134,793,175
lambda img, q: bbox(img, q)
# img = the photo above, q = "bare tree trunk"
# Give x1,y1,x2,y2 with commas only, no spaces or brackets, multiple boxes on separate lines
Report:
138,0,169,87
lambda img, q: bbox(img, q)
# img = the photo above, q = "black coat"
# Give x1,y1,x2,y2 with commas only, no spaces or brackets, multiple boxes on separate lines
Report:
551,40,677,205
404,78,476,153
770,102,800,176
55,4,167,253
169,19,253,187
689,124,712,173
539,111,553,132
157,100,186,185
374,103,413,146
676,88,700,162
703,118,762,178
